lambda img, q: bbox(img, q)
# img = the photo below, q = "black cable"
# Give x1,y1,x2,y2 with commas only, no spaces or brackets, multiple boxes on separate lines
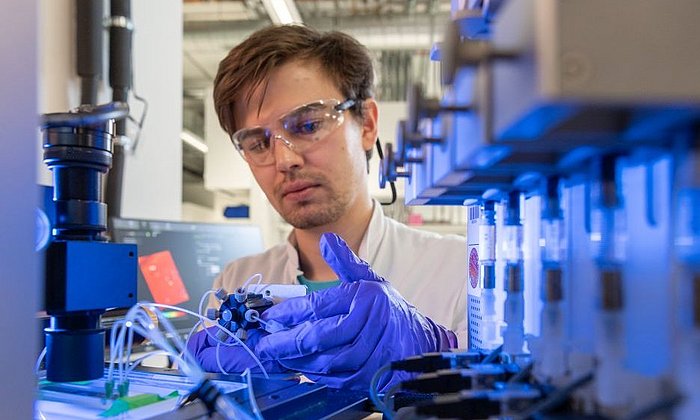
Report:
514,371,594,420
109,0,133,136
375,137,398,206
76,0,103,106
369,363,391,408
178,379,222,415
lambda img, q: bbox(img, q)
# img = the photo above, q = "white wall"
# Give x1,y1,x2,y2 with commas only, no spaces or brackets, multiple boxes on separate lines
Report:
38,0,78,185
39,0,183,221
120,0,183,220
204,87,253,191
0,0,40,418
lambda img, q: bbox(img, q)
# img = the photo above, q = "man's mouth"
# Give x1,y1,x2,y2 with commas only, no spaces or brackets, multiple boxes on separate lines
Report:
281,181,320,200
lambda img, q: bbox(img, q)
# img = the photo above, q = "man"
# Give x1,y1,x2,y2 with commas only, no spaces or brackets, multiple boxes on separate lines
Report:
189,24,467,391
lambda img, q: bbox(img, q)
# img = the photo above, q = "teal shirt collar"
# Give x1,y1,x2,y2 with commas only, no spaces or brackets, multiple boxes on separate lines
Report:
297,275,340,293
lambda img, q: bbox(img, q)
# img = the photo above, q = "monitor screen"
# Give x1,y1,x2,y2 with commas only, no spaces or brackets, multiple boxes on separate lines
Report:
110,218,265,333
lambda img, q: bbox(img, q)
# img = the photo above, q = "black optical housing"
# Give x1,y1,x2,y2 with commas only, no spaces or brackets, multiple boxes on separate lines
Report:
41,103,137,382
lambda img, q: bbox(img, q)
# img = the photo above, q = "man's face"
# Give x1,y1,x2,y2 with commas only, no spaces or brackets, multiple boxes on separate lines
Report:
233,61,377,229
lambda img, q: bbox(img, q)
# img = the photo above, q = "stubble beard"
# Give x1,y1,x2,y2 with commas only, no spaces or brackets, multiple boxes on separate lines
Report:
273,174,351,230
280,189,349,229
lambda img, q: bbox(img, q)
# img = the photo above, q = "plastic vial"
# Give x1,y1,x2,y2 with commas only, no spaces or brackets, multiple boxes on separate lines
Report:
676,303,700,419
502,191,525,356
590,156,628,411
503,264,525,356
480,201,500,348
536,178,566,383
674,144,700,418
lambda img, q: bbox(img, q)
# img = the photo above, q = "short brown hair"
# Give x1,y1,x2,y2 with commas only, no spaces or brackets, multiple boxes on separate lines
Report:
213,24,375,137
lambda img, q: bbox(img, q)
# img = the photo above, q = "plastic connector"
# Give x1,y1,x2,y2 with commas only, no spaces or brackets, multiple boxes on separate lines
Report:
234,289,247,303
391,353,452,372
214,288,228,301
442,351,486,367
215,328,230,342
244,309,259,323
402,371,473,393
206,308,219,320
117,380,130,397
235,328,247,341
402,365,507,393
390,351,483,373
104,380,115,399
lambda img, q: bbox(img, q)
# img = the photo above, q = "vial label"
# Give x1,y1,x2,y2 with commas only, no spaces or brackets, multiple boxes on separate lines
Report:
479,225,496,261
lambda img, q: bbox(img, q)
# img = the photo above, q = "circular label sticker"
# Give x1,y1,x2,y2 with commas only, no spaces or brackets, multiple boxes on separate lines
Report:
469,247,479,289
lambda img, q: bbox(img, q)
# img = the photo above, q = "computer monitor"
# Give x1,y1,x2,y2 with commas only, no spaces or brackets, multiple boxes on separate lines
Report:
110,218,265,333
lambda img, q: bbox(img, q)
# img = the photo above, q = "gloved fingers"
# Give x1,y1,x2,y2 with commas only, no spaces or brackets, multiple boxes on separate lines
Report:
425,317,459,350
258,296,314,326
279,282,447,372
186,326,230,356
242,328,266,348
257,317,352,361
320,232,383,284
187,326,269,363
196,344,284,375
260,281,360,326
269,320,390,374
196,344,250,374
186,328,209,358
378,370,415,393
258,289,386,360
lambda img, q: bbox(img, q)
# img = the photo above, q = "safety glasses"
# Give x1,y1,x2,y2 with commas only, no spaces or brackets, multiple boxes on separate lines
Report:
231,98,357,166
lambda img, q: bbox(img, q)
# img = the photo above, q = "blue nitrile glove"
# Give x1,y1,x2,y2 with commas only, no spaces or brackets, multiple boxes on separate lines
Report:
187,326,286,375
256,232,458,391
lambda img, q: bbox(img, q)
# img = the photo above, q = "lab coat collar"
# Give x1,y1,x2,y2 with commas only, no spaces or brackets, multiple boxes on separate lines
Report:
358,199,385,266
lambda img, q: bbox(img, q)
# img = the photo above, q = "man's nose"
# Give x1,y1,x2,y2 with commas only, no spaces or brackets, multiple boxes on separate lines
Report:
273,135,304,172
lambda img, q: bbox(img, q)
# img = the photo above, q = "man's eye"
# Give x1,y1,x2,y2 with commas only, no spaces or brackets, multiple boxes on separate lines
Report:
243,139,269,154
290,119,323,135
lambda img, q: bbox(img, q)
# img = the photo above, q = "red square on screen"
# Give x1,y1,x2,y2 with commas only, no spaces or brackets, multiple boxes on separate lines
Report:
138,251,190,305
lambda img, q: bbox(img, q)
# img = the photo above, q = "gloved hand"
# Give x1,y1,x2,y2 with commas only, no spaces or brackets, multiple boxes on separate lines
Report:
256,232,458,391
187,326,286,375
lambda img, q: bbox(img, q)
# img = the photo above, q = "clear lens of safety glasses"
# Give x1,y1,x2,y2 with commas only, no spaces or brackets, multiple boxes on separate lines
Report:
231,98,356,166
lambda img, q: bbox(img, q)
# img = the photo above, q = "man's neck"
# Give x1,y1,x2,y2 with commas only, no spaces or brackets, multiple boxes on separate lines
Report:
294,198,374,281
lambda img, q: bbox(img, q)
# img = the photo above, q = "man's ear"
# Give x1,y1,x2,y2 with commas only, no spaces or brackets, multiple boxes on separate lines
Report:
360,99,379,152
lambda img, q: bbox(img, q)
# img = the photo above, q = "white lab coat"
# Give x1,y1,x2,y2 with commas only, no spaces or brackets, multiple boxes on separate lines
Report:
213,200,468,347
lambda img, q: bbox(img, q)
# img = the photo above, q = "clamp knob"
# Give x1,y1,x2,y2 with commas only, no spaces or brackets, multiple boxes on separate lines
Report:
379,143,411,189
